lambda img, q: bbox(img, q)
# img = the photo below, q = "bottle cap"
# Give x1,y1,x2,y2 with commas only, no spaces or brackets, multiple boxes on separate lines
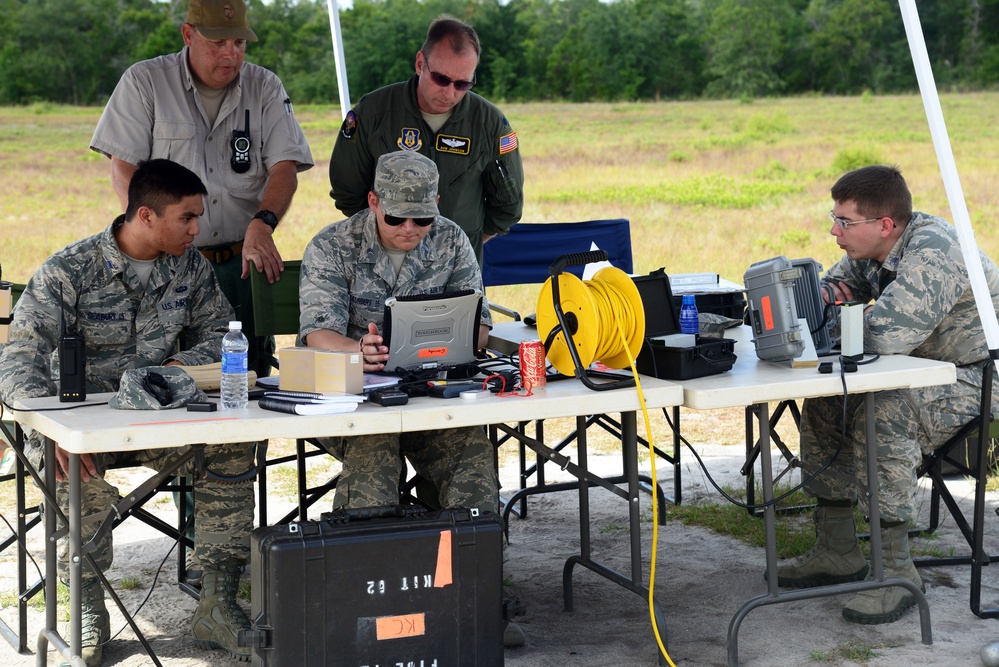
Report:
682,294,696,305
229,321,242,330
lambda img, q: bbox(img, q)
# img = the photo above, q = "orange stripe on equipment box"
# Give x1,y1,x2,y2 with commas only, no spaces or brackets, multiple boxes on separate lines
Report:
760,295,775,330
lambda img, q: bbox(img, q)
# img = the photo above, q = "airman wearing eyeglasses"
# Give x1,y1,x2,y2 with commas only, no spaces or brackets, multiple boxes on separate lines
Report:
775,164,999,626
329,14,524,266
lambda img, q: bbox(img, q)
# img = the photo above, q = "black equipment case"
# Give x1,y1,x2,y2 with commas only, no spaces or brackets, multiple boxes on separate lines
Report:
246,506,504,667
632,269,737,380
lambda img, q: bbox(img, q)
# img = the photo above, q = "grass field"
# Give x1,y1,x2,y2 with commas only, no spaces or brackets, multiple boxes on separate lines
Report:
1,93,996,472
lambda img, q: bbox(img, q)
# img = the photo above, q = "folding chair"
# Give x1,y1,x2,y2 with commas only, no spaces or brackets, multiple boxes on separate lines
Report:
1,285,203,643
1,283,41,652
249,260,340,524
911,358,999,618
481,220,678,529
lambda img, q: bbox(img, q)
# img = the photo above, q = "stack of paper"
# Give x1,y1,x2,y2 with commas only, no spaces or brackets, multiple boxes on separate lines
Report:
255,373,400,392
258,390,365,416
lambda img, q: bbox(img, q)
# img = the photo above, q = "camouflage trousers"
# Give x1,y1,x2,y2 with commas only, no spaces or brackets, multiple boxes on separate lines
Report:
798,366,984,523
53,441,255,583
317,426,499,514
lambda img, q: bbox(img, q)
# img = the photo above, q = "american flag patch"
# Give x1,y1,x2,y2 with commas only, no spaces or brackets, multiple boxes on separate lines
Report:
499,131,518,154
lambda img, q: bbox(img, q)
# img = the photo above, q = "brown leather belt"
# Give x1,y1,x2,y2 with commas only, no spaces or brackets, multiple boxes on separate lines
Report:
199,241,244,264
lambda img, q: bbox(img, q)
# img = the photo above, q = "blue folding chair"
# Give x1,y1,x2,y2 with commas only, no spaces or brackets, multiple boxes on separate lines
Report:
481,219,681,531
482,219,633,320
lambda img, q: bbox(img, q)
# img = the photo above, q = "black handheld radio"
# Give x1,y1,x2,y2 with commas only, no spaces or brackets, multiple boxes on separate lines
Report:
58,283,86,403
230,109,251,174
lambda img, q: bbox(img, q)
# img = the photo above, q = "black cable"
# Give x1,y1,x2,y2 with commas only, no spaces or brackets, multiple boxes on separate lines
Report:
0,510,45,587
102,512,194,646
2,398,109,413
663,367,850,510
854,353,881,365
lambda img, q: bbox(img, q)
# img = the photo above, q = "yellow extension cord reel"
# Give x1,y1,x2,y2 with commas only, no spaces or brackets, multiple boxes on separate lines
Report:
533,252,677,666
535,251,645,389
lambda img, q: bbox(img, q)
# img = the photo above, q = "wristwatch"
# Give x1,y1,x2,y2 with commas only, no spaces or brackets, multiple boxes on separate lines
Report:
253,210,279,231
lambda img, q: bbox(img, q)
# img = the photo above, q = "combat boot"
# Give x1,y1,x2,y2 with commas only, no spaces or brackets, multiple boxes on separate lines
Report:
771,504,869,588
191,558,251,661
842,521,924,625
59,579,110,667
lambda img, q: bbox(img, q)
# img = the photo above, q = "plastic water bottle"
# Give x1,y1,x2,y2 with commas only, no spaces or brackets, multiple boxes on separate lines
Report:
220,321,249,410
679,294,699,335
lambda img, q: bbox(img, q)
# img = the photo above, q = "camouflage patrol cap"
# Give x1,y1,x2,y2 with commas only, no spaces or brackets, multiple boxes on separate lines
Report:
109,367,208,410
187,0,258,42
373,151,440,219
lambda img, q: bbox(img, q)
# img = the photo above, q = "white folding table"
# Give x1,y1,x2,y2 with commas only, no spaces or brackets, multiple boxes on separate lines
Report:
676,326,956,666
11,371,683,665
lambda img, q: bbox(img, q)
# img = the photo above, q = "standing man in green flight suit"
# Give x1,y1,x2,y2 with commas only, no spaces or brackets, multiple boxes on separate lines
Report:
329,14,524,267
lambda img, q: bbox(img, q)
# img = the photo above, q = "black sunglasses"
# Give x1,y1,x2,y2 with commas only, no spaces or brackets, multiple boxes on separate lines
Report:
142,371,174,406
422,54,476,92
383,213,435,227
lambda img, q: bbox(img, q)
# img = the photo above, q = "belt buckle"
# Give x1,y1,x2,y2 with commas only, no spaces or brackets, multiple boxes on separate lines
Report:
203,246,233,264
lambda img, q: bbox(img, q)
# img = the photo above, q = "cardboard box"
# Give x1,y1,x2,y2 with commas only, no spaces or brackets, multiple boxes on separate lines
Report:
279,348,363,395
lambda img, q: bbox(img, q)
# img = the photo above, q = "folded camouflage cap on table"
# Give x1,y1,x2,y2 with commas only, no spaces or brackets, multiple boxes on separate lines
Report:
109,366,207,410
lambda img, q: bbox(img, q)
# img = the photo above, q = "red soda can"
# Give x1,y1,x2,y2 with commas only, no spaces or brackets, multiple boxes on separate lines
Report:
519,339,547,390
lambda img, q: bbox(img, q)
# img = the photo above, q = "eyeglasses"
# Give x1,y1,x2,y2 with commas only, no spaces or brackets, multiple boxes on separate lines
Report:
422,54,475,92
828,210,883,230
383,213,435,227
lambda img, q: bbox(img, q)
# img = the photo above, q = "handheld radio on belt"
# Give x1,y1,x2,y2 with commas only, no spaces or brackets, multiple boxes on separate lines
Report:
231,109,251,174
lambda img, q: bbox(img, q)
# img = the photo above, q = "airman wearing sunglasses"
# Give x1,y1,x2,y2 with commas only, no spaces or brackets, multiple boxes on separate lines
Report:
329,15,524,266
301,150,513,645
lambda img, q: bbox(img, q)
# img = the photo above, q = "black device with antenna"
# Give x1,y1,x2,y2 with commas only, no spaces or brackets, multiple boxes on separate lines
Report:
231,109,251,174
58,282,86,402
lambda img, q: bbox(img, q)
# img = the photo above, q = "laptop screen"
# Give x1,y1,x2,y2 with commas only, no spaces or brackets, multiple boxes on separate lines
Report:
382,289,483,373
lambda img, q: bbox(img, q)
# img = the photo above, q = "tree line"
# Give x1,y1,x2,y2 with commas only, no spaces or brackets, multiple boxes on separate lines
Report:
2,0,999,107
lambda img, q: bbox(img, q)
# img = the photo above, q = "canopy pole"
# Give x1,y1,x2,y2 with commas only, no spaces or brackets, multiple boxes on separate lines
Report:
898,0,999,350
326,0,351,120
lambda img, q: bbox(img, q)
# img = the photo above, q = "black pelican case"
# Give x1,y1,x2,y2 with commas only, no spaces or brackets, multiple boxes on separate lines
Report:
245,505,503,667
632,269,737,380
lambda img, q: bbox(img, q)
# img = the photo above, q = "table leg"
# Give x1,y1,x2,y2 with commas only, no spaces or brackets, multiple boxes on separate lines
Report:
37,439,61,666
69,454,82,663
863,394,932,643
727,396,933,667
623,412,643,583
560,411,670,662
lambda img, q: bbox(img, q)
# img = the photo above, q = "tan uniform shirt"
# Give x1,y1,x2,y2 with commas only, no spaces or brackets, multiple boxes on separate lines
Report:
91,48,314,247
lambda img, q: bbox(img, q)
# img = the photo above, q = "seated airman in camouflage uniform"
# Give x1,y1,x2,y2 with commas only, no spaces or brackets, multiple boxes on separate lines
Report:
775,165,999,625
299,151,498,516
0,159,256,664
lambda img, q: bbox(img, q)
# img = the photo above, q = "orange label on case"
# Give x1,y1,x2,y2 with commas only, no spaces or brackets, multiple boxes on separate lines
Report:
376,613,426,640
418,346,448,358
435,529,453,586
760,295,775,330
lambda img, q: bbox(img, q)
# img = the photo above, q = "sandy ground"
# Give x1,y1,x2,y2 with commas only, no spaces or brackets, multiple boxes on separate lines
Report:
2,442,999,667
